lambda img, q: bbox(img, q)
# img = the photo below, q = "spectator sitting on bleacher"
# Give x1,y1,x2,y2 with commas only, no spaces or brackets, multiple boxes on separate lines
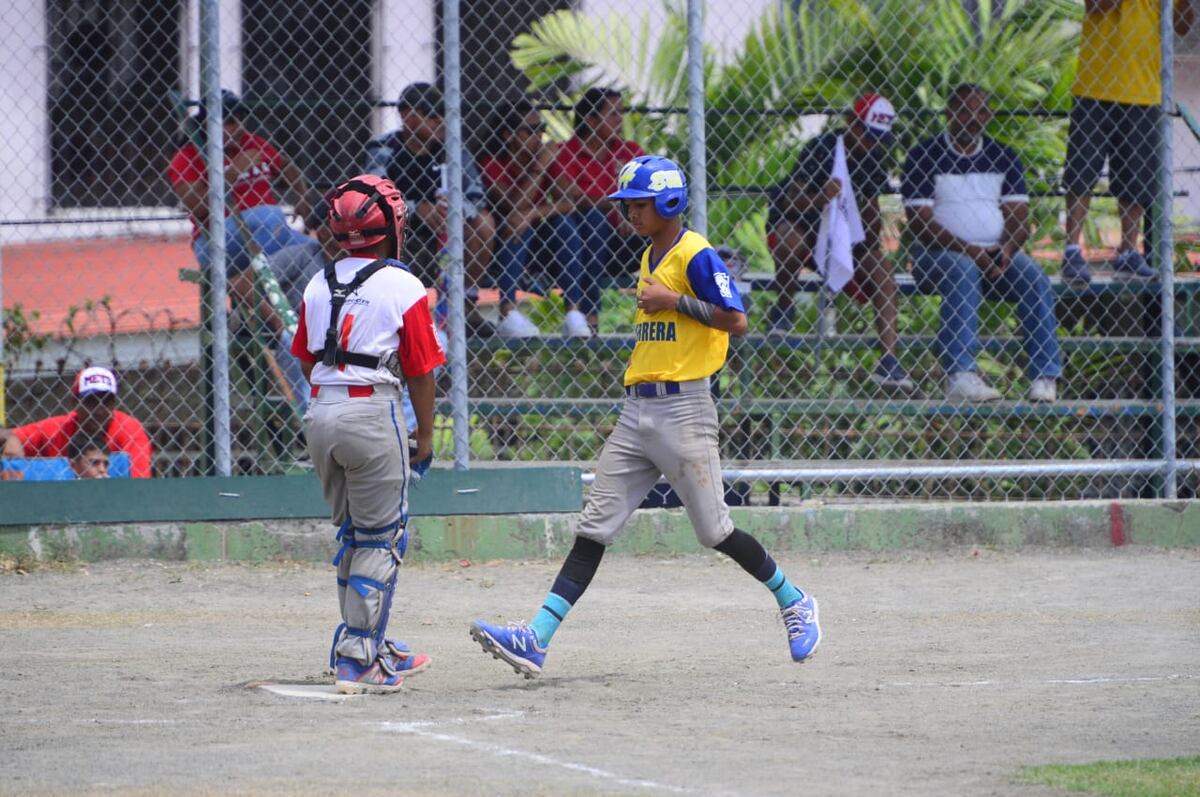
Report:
554,87,646,298
902,84,1063,404
482,99,594,338
168,90,311,273
363,82,496,296
1060,0,1195,286
67,431,109,479
767,93,913,391
0,367,153,477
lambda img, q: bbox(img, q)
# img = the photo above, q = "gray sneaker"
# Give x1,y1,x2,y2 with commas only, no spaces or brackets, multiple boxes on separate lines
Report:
868,354,915,391
1060,248,1092,288
945,371,1001,403
1113,250,1157,282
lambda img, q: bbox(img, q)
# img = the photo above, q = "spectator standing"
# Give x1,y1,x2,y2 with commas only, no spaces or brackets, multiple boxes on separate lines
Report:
1061,0,1195,285
67,431,110,479
168,90,311,273
554,88,646,297
482,100,595,338
364,82,496,293
767,93,913,391
902,85,1063,403
0,367,153,477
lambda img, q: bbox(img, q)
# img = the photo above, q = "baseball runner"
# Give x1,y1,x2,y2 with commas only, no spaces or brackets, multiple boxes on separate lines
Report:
290,174,445,694
469,155,821,678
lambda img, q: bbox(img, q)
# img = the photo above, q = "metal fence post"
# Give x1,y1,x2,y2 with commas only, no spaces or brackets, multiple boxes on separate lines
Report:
201,0,231,477
443,0,470,470
1159,0,1177,498
686,0,707,237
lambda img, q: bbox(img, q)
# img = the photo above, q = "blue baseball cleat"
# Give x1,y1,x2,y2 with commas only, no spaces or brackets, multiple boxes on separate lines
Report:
469,619,546,679
334,649,431,695
781,594,821,663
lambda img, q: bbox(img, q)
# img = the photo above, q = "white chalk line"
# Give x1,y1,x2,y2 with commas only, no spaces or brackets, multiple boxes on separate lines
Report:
883,673,1197,688
0,717,183,725
379,712,692,794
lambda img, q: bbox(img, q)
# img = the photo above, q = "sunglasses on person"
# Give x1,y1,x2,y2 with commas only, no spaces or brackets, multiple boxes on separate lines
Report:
514,122,546,135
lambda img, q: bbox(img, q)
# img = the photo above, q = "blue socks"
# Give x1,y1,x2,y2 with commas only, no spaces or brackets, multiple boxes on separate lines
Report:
764,565,804,608
530,592,572,647
529,537,605,647
714,529,805,609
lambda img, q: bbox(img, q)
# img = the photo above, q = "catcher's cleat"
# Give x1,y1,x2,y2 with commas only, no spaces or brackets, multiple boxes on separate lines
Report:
469,619,545,679
334,650,431,695
781,594,821,663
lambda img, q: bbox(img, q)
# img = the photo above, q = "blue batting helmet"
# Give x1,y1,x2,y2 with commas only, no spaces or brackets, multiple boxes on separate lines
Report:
608,155,689,218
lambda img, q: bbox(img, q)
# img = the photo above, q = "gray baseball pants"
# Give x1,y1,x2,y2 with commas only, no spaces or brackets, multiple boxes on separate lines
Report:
306,384,410,665
577,378,734,548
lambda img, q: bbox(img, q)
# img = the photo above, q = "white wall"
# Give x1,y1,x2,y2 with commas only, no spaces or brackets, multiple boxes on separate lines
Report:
182,0,243,99
372,0,437,137
0,0,48,226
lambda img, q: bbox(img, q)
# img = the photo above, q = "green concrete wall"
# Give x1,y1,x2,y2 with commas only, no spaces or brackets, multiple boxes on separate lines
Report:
2,500,1197,564
0,467,582,525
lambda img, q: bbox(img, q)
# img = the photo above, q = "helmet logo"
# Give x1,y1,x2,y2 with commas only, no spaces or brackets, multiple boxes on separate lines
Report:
648,169,684,191
617,161,640,189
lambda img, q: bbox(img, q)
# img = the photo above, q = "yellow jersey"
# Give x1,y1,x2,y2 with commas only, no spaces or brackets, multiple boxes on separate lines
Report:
624,229,746,386
1073,0,1173,106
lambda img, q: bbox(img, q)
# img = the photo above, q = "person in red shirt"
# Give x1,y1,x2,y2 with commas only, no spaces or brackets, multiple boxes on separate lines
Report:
167,90,311,296
0,367,153,478
554,88,646,295
481,100,594,338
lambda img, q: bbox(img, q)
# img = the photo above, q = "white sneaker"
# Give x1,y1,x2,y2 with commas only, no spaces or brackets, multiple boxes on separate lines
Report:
945,371,1002,403
496,309,540,339
562,309,593,338
1028,377,1057,403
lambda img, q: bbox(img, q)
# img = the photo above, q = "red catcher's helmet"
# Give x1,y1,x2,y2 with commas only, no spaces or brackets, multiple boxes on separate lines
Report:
327,174,407,256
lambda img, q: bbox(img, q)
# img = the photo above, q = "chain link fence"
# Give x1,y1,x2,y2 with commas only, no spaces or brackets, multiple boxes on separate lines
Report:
2,0,1199,500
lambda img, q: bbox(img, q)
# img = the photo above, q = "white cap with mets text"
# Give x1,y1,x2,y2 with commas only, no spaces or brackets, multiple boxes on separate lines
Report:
72,367,118,398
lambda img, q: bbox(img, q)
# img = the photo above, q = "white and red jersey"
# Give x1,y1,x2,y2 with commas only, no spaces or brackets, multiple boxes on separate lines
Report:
291,256,445,387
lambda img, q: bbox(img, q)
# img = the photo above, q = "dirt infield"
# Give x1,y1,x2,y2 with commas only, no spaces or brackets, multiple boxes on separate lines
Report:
1,548,1198,796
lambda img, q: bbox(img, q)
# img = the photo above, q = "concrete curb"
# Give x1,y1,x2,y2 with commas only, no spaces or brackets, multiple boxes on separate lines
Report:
1,500,1197,565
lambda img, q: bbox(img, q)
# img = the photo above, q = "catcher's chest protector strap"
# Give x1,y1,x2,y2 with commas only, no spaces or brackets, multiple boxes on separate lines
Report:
316,258,403,369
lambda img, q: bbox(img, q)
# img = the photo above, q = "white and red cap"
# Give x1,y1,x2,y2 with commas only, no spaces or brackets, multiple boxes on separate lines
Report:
852,94,896,142
72,366,118,398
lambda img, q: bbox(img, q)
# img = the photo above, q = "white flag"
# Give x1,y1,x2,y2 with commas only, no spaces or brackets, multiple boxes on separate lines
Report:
814,134,864,294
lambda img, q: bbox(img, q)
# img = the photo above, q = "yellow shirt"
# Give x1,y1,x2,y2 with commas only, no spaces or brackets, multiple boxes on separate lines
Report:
1073,0,1173,106
624,230,744,386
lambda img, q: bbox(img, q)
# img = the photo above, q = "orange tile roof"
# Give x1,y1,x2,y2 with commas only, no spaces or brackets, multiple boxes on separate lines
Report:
2,237,200,336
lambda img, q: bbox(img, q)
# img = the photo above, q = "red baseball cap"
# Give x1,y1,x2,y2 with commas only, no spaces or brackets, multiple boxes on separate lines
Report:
852,94,897,143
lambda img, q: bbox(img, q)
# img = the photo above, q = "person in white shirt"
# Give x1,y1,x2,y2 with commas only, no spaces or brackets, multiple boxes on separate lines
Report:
902,84,1063,403
291,174,446,693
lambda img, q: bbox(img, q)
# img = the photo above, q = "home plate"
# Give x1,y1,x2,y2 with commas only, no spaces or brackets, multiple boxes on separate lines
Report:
249,681,355,701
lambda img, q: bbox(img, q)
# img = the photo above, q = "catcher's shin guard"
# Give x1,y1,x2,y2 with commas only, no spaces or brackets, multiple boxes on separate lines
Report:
329,520,410,669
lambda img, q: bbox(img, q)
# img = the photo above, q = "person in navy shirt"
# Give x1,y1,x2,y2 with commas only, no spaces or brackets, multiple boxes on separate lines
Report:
902,84,1062,403
768,94,912,392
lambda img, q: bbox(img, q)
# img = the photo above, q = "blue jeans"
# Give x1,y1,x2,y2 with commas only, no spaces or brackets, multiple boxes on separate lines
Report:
912,247,1063,379
496,214,595,316
191,204,310,273
573,208,621,315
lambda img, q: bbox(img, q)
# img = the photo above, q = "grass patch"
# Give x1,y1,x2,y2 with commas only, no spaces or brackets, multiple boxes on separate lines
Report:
1021,756,1200,797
